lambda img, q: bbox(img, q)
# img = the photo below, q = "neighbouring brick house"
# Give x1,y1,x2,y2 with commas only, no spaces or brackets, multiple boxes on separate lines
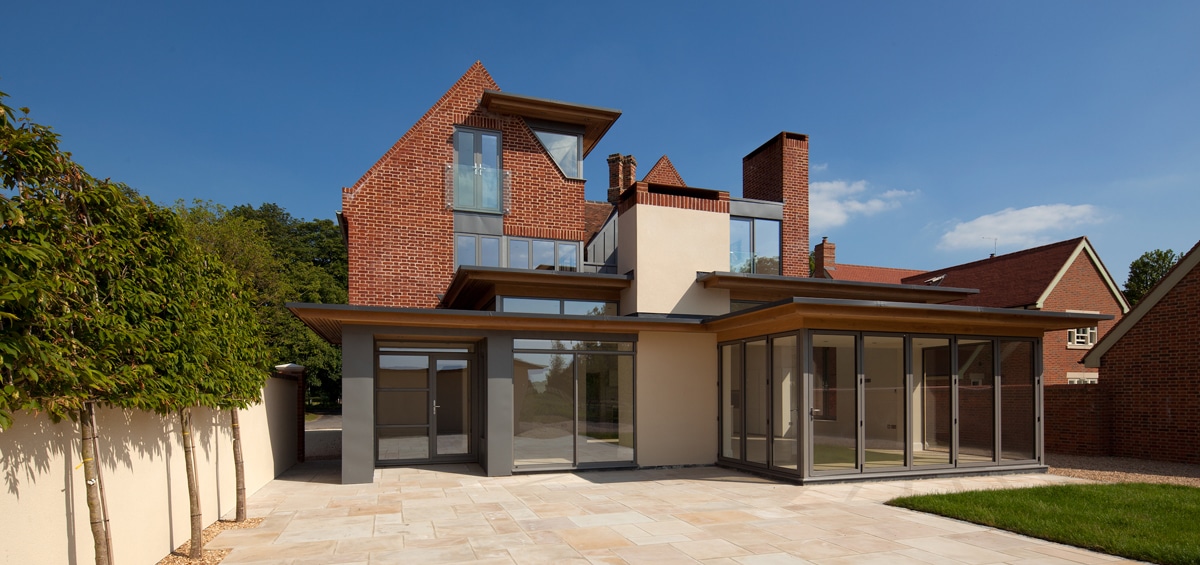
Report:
1079,240,1200,465
290,62,1106,484
813,237,1131,386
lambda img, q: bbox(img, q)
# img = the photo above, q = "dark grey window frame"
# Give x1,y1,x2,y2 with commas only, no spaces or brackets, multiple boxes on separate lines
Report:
453,126,504,214
526,119,585,180
499,296,618,316
730,216,782,275
455,233,582,272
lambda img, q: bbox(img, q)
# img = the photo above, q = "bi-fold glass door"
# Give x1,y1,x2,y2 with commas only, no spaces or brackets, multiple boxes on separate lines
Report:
719,334,803,475
376,345,474,464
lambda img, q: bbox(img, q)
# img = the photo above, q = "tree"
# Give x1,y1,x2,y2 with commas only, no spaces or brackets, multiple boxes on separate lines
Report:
1124,249,1180,306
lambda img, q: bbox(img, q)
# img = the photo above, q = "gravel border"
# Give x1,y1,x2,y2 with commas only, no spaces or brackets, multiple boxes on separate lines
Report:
1047,453,1200,487
157,518,263,565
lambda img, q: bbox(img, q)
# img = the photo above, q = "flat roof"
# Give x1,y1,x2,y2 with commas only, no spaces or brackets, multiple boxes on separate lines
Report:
480,90,621,158
697,271,978,304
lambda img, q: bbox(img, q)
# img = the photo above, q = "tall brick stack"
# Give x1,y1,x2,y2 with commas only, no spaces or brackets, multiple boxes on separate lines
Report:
743,132,810,277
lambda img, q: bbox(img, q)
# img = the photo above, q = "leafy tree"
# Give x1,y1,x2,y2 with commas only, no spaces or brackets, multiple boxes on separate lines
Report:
1124,249,1180,306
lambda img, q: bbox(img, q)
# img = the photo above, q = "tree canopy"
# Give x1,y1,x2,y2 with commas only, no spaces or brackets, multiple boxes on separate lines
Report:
1124,249,1180,306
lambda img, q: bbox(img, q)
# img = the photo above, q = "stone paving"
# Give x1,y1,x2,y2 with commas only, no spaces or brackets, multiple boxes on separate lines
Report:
211,461,1136,564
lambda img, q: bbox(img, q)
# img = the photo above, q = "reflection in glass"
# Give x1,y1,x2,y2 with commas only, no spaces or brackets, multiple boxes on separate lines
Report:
502,297,560,315
812,334,858,472
730,218,752,272
577,355,634,464
509,239,530,269
534,130,581,178
753,219,781,275
533,240,555,270
480,237,500,267
958,339,996,463
721,344,741,459
1000,341,1036,461
744,340,769,465
513,353,575,466
864,336,905,469
772,336,799,470
563,300,617,316
435,360,470,456
378,427,429,461
480,133,500,211
456,235,476,268
558,243,577,272
912,338,952,466
378,355,428,388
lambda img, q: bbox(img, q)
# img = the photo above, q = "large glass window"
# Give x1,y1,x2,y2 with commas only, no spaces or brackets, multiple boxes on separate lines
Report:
720,344,742,460
454,128,502,213
500,297,617,316
455,234,501,268
1000,340,1036,461
744,340,769,465
771,336,799,470
811,333,858,472
912,337,952,466
512,340,634,470
532,129,582,179
729,217,781,274
863,335,905,470
957,339,996,464
455,234,580,271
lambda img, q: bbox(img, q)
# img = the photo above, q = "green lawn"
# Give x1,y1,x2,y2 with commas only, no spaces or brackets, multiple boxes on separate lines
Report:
888,483,1200,565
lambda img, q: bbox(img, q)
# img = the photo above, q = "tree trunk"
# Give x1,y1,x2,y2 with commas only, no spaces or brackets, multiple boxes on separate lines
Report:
89,404,115,565
81,402,111,565
231,409,246,522
180,408,203,559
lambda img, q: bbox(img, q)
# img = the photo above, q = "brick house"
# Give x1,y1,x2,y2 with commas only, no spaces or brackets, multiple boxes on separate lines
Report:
1080,240,1200,465
813,237,1130,386
290,62,1106,484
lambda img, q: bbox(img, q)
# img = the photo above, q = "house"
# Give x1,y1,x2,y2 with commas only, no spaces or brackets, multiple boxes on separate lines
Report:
288,62,1107,484
1081,240,1200,465
813,236,1130,386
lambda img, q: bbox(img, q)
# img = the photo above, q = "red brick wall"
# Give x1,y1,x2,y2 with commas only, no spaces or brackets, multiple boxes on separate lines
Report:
342,62,584,307
1098,262,1200,464
1044,384,1111,456
1041,251,1125,385
742,132,809,277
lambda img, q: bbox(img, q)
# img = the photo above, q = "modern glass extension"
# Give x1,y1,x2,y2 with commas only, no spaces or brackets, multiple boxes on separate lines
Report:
719,331,1040,480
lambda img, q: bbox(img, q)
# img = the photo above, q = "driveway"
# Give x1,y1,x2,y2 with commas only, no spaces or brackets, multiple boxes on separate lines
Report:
211,462,1133,564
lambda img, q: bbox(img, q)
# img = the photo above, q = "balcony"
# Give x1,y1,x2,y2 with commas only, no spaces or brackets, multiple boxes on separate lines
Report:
445,164,511,214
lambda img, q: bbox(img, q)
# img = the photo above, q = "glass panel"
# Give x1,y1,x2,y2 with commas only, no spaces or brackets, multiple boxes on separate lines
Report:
1000,341,1036,461
745,340,769,465
378,355,428,388
912,338,952,466
435,360,470,456
812,333,858,472
502,297,561,315
864,335,905,469
378,342,474,353
514,339,632,352
480,133,500,212
577,354,634,464
721,344,742,459
456,235,476,268
532,240,556,270
480,237,500,267
454,131,476,209
958,339,996,463
730,218,752,273
513,353,575,466
509,239,530,269
378,427,429,461
563,300,615,316
557,243,578,272
772,336,799,470
377,391,427,425
534,130,581,178
753,219,781,275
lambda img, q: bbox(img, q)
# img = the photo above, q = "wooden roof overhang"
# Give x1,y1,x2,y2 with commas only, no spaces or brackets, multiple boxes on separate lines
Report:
706,297,1114,343
441,266,632,311
480,90,621,158
287,303,701,345
697,271,978,304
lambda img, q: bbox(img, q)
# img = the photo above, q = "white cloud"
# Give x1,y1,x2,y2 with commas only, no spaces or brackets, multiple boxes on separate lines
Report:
938,204,1103,251
810,180,915,232
811,162,829,173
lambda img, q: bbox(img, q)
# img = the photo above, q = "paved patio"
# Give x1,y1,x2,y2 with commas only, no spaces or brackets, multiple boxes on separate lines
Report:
211,461,1136,564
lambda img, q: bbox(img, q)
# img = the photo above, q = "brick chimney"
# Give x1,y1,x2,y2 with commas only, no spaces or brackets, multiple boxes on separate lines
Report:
743,132,809,277
607,154,637,204
813,237,835,278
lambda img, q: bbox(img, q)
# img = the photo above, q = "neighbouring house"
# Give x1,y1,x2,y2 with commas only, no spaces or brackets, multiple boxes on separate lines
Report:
288,62,1107,484
1080,240,1200,465
814,236,1130,386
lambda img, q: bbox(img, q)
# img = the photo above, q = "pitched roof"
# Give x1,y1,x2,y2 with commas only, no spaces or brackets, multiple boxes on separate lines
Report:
824,264,927,285
1085,239,1200,367
641,155,687,187
900,237,1129,311
583,201,614,244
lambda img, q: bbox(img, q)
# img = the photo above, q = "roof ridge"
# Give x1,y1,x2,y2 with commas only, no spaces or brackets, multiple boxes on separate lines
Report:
905,236,1087,279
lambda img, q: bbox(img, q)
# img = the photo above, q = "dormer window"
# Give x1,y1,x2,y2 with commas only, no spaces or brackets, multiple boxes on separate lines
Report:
529,120,584,179
453,127,503,213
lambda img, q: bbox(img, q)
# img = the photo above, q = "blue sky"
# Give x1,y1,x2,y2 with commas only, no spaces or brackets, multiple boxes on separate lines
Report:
6,1,1198,280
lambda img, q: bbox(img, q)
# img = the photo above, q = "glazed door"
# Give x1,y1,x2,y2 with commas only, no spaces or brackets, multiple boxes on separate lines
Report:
376,354,472,463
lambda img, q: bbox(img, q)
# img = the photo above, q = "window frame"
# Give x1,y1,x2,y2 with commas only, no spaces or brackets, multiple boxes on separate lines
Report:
729,216,782,275
453,126,503,214
455,233,582,272
528,120,585,180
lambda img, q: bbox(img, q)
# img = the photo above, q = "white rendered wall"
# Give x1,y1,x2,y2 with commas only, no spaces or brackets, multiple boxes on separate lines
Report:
618,205,730,316
636,331,718,466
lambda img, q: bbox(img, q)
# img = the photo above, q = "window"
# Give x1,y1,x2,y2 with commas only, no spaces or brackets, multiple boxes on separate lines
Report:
730,217,781,274
532,129,583,179
455,234,580,271
1067,327,1097,349
500,297,618,316
453,128,502,213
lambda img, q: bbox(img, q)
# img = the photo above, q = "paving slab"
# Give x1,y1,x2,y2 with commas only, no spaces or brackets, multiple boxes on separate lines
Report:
213,461,1140,564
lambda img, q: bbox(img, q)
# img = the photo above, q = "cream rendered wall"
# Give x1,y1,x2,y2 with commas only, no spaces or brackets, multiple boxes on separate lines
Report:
618,205,730,316
0,379,296,565
636,331,718,466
